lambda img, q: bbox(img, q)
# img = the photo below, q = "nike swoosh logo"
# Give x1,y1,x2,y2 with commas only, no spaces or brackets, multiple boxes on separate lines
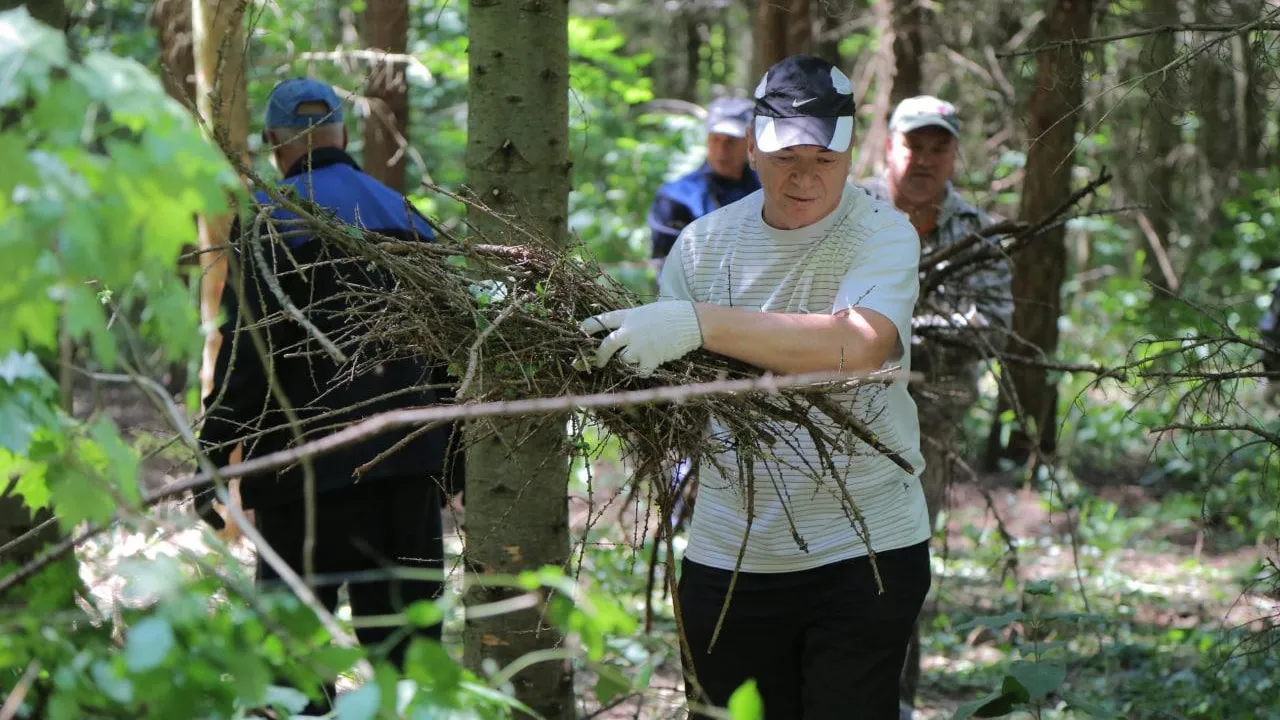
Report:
792,98,817,107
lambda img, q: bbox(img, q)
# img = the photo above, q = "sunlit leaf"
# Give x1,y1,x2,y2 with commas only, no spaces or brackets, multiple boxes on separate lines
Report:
124,616,175,672
727,679,763,720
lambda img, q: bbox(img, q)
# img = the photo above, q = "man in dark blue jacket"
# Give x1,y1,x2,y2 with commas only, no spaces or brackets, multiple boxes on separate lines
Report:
196,78,460,681
647,97,760,274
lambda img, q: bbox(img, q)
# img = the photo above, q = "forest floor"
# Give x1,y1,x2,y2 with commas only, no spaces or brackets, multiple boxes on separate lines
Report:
70,380,1280,719
565,462,1278,720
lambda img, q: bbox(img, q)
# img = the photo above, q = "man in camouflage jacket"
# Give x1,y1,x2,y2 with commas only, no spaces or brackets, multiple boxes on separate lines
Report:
860,95,1014,716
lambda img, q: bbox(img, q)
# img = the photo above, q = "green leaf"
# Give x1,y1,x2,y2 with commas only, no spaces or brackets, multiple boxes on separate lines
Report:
124,616,175,672
458,680,543,716
308,646,364,678
404,638,462,692
0,351,51,385
86,416,141,505
91,660,135,704
10,455,50,510
999,674,1031,704
0,7,70,107
0,386,57,455
592,662,630,706
263,685,310,714
333,683,380,720
0,130,38,197
404,599,445,628
63,282,116,368
46,463,116,529
1024,580,1055,596
120,555,184,602
727,679,764,720
953,689,1020,720
229,654,272,706
1008,660,1066,700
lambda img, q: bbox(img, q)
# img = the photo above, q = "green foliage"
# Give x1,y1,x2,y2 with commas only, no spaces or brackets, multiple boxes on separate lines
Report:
1,9,232,366
0,5,230,535
951,585,1078,720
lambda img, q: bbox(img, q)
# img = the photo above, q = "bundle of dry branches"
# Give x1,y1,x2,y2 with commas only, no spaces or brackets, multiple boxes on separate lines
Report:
245,189,916,551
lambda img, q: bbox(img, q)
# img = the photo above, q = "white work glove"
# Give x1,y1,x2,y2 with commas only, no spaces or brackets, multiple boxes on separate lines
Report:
579,301,704,377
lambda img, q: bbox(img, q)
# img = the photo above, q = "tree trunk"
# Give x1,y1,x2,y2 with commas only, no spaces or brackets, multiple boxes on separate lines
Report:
850,0,894,180
1140,1,1181,296
150,0,196,107
681,10,701,102
361,0,409,192
784,0,812,57
192,0,249,400
890,0,926,105
753,0,812,78
987,0,1094,466
754,0,787,78
1232,0,1265,170
192,0,250,534
463,2,572,719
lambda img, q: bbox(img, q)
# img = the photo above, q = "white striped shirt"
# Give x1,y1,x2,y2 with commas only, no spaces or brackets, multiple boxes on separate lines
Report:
660,183,930,573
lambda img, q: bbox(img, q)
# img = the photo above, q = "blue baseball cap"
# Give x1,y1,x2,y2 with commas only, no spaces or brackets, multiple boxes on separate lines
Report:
264,78,344,129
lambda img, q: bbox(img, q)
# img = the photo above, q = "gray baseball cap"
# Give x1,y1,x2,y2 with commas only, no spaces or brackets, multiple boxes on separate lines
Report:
705,97,754,138
889,95,960,136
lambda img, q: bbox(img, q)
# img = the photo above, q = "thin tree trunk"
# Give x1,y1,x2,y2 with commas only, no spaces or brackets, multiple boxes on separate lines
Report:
1232,0,1265,169
851,0,894,180
1179,0,1245,281
463,1,572,718
682,10,702,101
785,0,813,57
362,0,409,192
150,0,196,107
1140,1,1181,296
988,0,1094,466
754,0,815,79
813,1,844,63
754,0,788,78
192,0,249,400
193,0,250,535
890,0,926,105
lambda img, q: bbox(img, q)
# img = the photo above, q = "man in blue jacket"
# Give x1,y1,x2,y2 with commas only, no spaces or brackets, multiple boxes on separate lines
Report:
196,78,461,690
648,96,761,275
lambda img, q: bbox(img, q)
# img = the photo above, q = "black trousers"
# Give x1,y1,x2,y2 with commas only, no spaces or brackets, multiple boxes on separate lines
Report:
255,476,445,671
679,542,931,720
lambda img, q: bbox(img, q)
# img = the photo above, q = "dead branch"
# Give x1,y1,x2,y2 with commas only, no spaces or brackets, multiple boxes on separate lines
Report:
999,19,1280,58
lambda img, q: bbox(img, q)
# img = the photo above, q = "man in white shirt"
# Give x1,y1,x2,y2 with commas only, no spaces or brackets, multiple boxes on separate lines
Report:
582,55,930,719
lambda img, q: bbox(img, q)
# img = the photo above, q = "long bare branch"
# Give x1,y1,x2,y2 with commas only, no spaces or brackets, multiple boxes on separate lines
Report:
151,367,911,505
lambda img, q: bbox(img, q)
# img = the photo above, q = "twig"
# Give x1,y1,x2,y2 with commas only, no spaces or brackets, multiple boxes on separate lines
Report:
999,20,1280,58
919,220,1025,270
150,368,910,505
0,660,40,720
